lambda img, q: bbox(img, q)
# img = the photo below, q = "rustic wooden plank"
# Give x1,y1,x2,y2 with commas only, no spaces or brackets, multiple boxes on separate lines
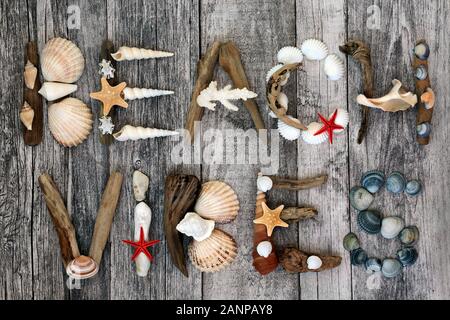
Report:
296,0,351,300
0,0,34,300
200,0,299,300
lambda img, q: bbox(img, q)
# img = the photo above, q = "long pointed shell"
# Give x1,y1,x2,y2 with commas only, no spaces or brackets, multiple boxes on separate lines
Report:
301,122,329,145
24,60,38,90
38,82,77,101
113,125,179,141
20,101,34,130
111,46,174,61
123,87,174,100
277,46,303,64
301,39,328,61
188,228,237,273
278,117,302,141
194,181,239,223
66,256,98,280
134,202,152,277
324,54,345,81
41,38,85,83
176,212,215,242
48,97,93,147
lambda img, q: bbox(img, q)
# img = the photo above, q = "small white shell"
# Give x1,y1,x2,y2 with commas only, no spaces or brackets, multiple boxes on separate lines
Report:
269,92,289,118
266,64,290,85
256,241,273,258
38,82,78,101
307,256,323,270
301,122,329,145
257,175,273,192
301,39,328,61
176,212,215,242
333,108,349,133
278,117,302,141
277,46,303,64
133,170,150,202
324,54,345,81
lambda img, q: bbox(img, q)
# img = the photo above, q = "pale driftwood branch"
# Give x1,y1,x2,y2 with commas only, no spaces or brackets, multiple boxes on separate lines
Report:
280,247,342,273
269,175,328,191
281,207,318,224
89,171,123,265
38,173,80,267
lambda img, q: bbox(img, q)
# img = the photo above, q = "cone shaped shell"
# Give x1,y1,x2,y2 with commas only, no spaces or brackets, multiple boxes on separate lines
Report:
41,38,85,83
48,97,93,147
188,229,237,273
39,82,77,101
194,181,239,223
66,255,98,279
24,60,38,90
113,125,179,141
20,102,34,130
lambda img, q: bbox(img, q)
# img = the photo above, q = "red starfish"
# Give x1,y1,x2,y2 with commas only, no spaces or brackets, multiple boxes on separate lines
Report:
314,110,344,144
122,227,160,261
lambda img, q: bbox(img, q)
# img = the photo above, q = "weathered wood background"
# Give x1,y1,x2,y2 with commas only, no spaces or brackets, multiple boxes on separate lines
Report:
1,0,449,300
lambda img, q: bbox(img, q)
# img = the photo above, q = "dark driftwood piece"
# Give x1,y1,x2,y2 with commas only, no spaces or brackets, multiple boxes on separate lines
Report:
186,42,222,143
269,175,328,191
280,247,342,273
164,175,201,277
89,171,123,265
413,40,433,145
339,40,373,144
219,41,265,130
38,173,80,267
98,40,118,145
281,207,317,224
23,42,43,145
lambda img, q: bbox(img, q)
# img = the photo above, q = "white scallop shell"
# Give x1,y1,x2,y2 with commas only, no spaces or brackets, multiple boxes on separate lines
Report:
48,97,93,147
188,228,237,272
176,212,215,242
266,64,290,85
256,241,273,258
278,117,302,141
41,38,85,83
194,181,240,223
66,256,98,280
277,46,303,64
324,54,345,81
307,256,323,270
333,108,349,133
301,122,329,145
301,39,329,61
269,92,289,118
257,175,273,192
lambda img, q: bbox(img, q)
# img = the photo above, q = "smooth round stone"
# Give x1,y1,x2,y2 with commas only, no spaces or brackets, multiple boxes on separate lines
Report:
365,258,382,273
398,226,420,246
397,247,419,267
381,217,405,239
350,248,368,266
357,210,382,235
349,186,374,211
405,180,422,196
361,170,385,194
386,172,407,194
343,233,360,252
381,258,403,278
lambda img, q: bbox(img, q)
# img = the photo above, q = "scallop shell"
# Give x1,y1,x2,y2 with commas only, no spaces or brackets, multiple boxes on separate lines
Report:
381,217,405,240
381,258,403,278
278,117,302,141
48,97,93,147
66,255,98,280
38,82,78,101
194,181,239,223
301,122,329,145
24,60,38,90
324,54,345,81
20,101,34,130
333,108,349,132
188,228,237,272
266,64,290,85
277,46,303,64
269,92,289,118
257,175,273,192
41,38,85,83
176,212,215,242
301,39,328,61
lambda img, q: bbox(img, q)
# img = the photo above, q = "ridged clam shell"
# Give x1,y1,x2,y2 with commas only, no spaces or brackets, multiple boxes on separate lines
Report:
333,108,349,133
188,228,237,272
365,258,382,273
301,39,328,61
66,255,98,279
301,122,328,145
361,170,385,194
324,54,345,81
48,97,93,147
381,258,403,278
343,233,360,252
41,38,85,83
357,210,382,235
405,180,422,196
278,117,302,141
266,64,290,85
386,172,407,194
381,217,405,239
38,82,78,101
397,247,418,267
194,181,239,223
350,248,367,266
398,226,420,246
277,46,303,64
349,186,374,211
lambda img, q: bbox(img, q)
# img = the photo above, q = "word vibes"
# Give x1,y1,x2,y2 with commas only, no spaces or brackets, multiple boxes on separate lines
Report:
176,304,273,317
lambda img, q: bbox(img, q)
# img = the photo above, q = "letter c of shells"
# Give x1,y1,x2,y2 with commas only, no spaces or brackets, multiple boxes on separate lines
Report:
66,255,98,280
194,181,240,223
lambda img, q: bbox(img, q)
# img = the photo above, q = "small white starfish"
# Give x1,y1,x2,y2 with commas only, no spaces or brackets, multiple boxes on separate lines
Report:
98,59,115,79
99,116,115,135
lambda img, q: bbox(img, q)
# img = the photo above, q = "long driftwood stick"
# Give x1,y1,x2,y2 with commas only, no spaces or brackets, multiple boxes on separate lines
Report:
23,42,43,145
219,41,265,131
89,171,123,265
269,175,328,191
186,41,222,143
340,40,373,144
281,207,317,224
39,173,80,267
280,247,341,273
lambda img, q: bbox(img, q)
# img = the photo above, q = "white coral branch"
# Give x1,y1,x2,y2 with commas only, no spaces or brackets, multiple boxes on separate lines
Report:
197,81,258,111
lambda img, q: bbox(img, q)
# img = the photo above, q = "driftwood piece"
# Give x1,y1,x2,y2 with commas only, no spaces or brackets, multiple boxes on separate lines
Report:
413,40,433,145
266,63,307,130
280,247,341,273
339,40,373,144
38,173,80,267
219,41,265,130
23,42,43,145
269,175,328,191
252,191,278,275
281,207,317,224
186,42,221,143
98,40,118,145
89,171,123,265
164,175,201,277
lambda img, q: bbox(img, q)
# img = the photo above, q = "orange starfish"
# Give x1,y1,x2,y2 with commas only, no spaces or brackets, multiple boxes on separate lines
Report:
253,202,288,237
90,77,128,116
